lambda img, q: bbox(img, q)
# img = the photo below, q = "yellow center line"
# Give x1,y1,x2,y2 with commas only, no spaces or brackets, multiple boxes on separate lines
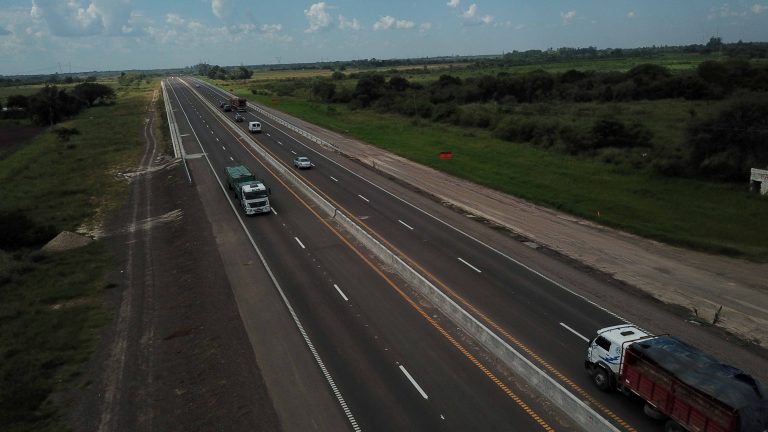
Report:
309,179,638,432
240,136,554,429
189,100,557,430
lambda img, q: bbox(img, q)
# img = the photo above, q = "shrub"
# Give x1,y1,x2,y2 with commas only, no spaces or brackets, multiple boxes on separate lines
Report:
457,104,495,128
311,80,336,102
0,209,57,250
686,95,768,181
590,119,653,150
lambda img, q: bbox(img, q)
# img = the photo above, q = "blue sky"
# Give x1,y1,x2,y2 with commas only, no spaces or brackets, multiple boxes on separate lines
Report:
1,0,767,75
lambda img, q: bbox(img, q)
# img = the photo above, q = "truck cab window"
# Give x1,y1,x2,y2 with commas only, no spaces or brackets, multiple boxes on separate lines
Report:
595,336,611,351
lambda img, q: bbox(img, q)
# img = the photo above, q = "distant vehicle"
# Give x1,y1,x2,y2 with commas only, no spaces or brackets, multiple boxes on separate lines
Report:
195,84,200,88
219,101,225,108
234,113,244,122
223,104,231,112
225,165,271,215
248,121,261,133
586,324,768,432
293,156,312,169
229,97,247,112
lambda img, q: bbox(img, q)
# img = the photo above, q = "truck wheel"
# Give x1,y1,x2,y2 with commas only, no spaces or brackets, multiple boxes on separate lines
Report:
643,403,667,420
664,420,683,432
592,367,610,391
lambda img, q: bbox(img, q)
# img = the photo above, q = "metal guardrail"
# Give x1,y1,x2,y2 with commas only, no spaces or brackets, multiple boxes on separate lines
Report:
184,78,618,431
161,80,192,184
247,104,341,153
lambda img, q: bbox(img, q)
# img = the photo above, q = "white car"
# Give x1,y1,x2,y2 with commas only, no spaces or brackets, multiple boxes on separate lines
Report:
293,156,312,169
248,121,261,133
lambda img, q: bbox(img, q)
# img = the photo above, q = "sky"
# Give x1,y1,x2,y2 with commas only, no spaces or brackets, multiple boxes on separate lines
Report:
1,0,767,76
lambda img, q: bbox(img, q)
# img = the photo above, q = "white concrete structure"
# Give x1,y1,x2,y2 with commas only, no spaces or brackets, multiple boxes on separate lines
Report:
750,168,768,195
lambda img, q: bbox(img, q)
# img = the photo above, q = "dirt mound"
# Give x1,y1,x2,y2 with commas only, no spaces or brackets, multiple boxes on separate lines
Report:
42,231,93,252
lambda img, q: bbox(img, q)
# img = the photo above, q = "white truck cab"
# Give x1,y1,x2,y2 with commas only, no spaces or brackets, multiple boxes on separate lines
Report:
585,324,652,390
248,121,261,133
240,182,270,215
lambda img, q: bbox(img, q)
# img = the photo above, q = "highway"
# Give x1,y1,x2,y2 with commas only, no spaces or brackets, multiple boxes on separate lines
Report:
164,78,574,431
165,76,682,431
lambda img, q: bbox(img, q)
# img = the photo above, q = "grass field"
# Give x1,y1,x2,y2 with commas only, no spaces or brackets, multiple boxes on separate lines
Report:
0,81,152,431
233,90,768,261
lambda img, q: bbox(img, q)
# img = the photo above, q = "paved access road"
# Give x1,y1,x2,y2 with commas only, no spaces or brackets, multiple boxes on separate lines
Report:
166,77,763,432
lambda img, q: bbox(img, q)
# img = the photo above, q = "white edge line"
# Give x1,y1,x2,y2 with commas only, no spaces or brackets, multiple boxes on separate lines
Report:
334,284,349,302
169,79,361,432
398,220,414,230
457,257,482,273
216,91,632,326
560,322,590,343
399,365,428,400
294,237,306,249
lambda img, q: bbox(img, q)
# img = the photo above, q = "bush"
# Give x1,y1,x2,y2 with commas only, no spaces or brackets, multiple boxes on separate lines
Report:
590,119,653,150
686,95,768,180
457,104,496,128
311,80,336,102
431,103,459,123
0,209,57,250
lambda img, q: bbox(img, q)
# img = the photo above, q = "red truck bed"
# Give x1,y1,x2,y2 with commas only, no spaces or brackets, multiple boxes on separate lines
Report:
620,336,767,432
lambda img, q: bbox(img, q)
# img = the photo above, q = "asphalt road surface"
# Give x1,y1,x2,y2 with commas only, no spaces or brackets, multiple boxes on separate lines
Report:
164,77,763,432
165,79,583,431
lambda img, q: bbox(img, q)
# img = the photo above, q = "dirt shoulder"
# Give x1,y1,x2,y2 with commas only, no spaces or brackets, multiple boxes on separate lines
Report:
69,92,280,431
256,102,768,350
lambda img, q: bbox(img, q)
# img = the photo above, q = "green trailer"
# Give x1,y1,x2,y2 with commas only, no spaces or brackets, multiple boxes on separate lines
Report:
225,165,271,215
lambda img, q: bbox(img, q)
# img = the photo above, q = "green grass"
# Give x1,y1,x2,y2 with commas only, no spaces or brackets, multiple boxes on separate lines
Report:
0,244,112,431
241,92,768,261
0,81,153,431
0,83,148,230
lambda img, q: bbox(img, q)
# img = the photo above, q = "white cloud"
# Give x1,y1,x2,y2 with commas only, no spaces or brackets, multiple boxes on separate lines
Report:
338,15,360,31
396,19,415,29
447,0,460,8
627,11,636,18
708,4,747,20
373,15,395,30
461,3,494,26
372,16,415,31
166,13,184,27
211,0,232,20
561,10,576,24
419,22,432,32
752,4,768,13
304,2,332,33
260,23,292,42
28,0,137,37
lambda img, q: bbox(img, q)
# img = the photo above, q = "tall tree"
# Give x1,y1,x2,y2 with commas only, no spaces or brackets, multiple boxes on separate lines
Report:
73,82,116,106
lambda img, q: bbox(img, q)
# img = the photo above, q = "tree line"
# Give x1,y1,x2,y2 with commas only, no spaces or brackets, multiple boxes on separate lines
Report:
300,60,767,182
2,83,115,126
194,64,253,81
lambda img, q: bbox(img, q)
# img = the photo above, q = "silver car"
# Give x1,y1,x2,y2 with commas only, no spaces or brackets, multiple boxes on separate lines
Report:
293,156,312,169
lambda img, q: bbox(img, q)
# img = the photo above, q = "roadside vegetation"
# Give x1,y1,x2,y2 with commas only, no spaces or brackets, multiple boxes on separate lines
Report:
206,46,768,261
0,78,152,431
